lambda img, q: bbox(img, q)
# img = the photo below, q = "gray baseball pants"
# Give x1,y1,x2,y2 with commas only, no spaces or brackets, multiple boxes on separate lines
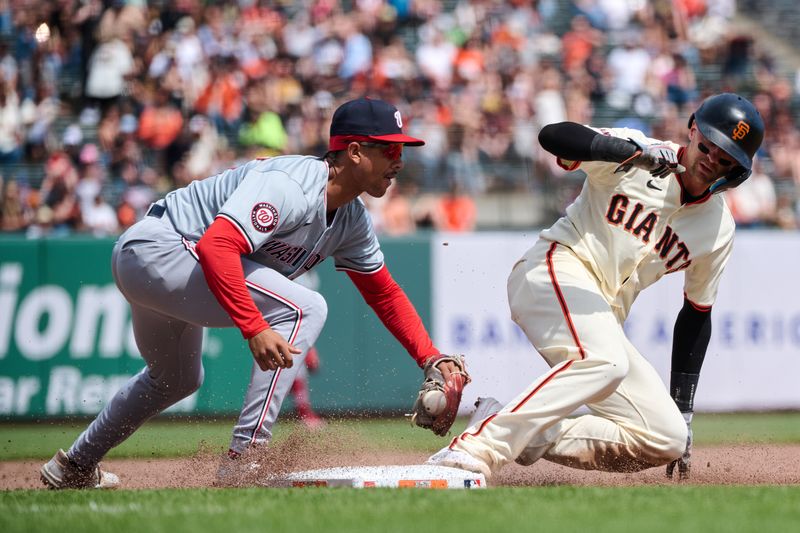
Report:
68,213,327,467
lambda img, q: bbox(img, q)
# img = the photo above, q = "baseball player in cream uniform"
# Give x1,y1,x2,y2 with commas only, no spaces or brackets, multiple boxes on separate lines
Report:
429,93,765,480
40,98,469,489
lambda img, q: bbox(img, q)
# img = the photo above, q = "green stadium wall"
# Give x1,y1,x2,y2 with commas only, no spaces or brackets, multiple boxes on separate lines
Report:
0,235,432,419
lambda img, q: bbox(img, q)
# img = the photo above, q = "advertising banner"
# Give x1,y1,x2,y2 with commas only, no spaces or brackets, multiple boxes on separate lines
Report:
0,236,431,419
432,231,800,412
0,237,251,417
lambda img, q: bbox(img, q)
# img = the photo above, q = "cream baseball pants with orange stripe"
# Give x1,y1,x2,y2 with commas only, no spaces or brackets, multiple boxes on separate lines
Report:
450,239,687,474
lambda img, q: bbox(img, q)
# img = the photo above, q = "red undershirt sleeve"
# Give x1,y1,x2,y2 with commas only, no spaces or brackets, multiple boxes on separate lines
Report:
347,265,438,368
196,217,269,339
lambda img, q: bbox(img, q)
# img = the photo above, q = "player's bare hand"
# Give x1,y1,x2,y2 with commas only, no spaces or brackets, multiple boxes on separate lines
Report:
666,412,693,481
615,138,686,177
435,359,460,383
428,354,471,386
248,329,301,372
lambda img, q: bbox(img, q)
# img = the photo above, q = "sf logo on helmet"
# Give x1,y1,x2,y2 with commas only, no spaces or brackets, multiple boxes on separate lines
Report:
732,121,750,140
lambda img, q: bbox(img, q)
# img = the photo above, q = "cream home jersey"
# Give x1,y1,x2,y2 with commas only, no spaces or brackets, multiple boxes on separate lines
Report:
540,127,735,318
161,155,383,278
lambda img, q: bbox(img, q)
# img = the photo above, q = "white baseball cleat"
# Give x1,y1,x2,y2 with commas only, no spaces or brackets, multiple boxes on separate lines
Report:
40,449,120,490
426,447,492,480
215,448,263,487
464,397,553,467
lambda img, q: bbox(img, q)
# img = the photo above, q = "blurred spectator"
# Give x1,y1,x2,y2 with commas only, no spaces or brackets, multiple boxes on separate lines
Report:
406,100,448,190
11,11,37,100
373,37,415,86
83,194,119,236
336,15,373,79
97,0,147,44
436,184,476,232
381,183,417,236
193,55,243,134
478,107,521,190
0,178,32,231
774,194,798,230
239,109,288,156
184,115,224,181
534,64,566,128
725,158,777,227
0,41,16,86
595,0,635,32
21,82,59,161
97,105,121,152
416,27,457,89
84,38,134,114
116,196,137,231
172,16,206,103
0,0,798,236
0,85,22,163
72,0,104,94
118,163,157,217
722,34,754,79
606,30,652,109
662,53,697,110
561,15,604,73
138,86,184,155
453,35,484,84
62,123,84,164
38,152,80,232
446,123,485,194
75,143,106,211
270,55,304,109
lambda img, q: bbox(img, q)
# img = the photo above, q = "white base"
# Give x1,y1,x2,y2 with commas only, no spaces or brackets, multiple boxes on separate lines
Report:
263,465,487,489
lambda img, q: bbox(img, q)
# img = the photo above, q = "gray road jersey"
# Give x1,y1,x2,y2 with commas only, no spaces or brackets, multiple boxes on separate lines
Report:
162,155,384,278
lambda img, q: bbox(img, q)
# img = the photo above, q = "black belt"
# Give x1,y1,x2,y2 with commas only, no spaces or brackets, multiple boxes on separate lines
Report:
146,203,166,218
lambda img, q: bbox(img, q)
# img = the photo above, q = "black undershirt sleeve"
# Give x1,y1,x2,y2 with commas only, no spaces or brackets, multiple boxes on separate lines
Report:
538,122,637,163
670,298,713,412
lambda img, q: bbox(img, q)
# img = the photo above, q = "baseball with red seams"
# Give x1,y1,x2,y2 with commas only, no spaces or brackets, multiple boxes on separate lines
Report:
422,390,446,415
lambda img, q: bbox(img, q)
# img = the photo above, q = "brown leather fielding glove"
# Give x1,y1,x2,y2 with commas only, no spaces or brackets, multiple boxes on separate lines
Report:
409,354,470,436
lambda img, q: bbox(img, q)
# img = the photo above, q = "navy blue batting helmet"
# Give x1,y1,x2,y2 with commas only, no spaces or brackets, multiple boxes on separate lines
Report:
688,93,765,193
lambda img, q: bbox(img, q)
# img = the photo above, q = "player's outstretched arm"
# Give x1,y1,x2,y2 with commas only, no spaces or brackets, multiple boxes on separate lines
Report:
667,298,712,480
346,265,470,435
346,265,437,368
538,122,684,176
538,122,603,161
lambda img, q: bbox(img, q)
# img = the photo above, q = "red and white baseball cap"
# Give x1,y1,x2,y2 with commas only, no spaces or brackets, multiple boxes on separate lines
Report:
328,97,425,151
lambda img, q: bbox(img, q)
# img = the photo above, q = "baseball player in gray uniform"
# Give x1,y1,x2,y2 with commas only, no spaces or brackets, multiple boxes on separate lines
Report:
428,93,764,481
40,98,469,489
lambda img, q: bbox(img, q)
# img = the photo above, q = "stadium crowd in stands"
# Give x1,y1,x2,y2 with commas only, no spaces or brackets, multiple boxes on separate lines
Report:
1,0,799,237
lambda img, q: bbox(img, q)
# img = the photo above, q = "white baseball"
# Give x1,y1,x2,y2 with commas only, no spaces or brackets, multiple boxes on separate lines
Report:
422,390,447,416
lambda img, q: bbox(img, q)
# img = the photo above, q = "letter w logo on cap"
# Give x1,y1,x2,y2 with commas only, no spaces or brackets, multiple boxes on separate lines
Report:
732,121,750,140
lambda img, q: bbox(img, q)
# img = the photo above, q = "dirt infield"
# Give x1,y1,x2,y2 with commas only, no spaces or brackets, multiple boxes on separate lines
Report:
3,444,800,490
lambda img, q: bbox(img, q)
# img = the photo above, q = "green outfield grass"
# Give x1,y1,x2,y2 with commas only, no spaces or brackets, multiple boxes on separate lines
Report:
2,411,800,461
2,486,800,533
0,417,450,460
2,414,799,532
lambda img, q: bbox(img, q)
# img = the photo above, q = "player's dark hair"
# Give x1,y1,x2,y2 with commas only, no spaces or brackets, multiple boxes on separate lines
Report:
322,150,342,166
